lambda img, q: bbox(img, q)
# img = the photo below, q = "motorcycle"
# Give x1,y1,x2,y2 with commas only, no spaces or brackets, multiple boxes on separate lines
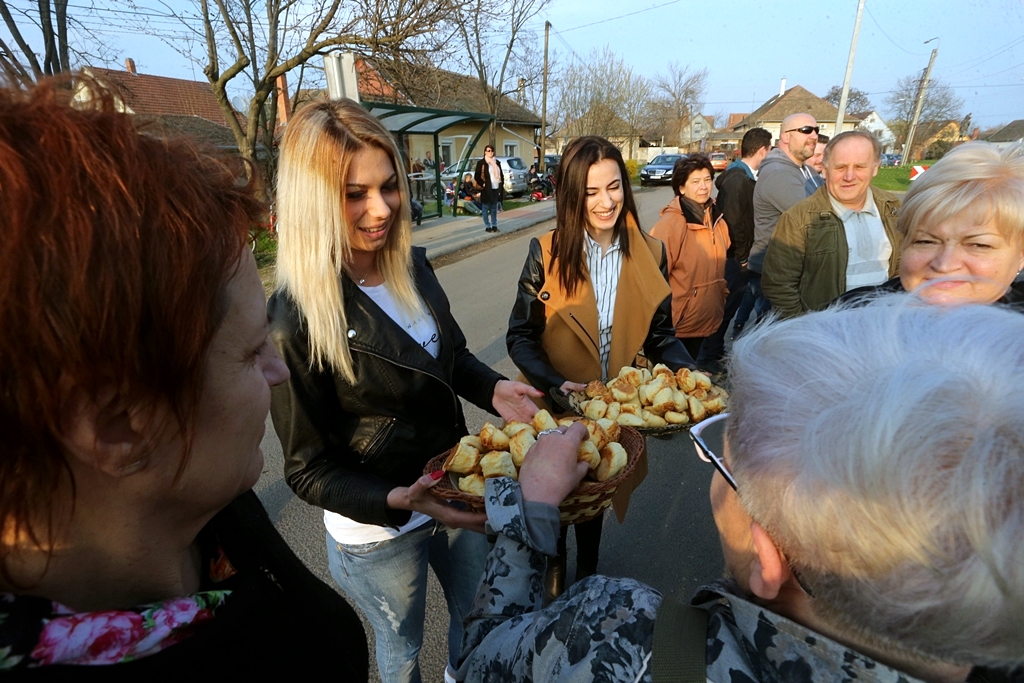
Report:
528,171,555,200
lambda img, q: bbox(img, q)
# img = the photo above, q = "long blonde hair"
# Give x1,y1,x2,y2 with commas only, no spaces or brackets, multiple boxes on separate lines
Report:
275,99,421,382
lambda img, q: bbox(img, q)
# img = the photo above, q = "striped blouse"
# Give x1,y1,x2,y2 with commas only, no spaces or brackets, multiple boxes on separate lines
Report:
584,231,623,376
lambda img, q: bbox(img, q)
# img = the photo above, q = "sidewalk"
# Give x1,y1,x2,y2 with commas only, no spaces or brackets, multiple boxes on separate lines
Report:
413,199,557,261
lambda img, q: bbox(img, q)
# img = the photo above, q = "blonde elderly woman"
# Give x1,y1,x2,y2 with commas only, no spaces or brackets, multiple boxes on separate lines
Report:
457,296,1024,682
842,141,1024,307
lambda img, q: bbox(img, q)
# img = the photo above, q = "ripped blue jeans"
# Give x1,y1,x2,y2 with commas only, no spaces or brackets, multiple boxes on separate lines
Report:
326,522,489,683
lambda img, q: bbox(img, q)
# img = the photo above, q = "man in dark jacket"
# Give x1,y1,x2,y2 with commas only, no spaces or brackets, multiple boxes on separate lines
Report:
696,128,771,371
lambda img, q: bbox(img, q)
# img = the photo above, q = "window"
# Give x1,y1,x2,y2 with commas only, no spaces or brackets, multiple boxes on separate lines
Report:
440,142,453,167
507,157,526,170
504,143,518,157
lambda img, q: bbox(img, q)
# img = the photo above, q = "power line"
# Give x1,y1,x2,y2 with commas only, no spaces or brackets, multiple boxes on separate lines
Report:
942,36,1024,78
863,5,928,56
940,35,1024,71
556,0,682,33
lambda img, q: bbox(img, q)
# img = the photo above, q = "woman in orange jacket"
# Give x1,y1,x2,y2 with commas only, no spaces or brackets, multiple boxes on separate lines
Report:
650,154,730,359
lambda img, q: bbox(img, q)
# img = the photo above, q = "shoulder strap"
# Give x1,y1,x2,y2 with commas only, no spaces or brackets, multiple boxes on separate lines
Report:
652,594,709,683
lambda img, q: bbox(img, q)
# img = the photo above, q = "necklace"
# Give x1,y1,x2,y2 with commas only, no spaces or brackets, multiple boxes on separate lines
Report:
352,264,376,286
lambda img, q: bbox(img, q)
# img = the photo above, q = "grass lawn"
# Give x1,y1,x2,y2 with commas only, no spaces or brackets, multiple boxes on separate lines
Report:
872,167,912,192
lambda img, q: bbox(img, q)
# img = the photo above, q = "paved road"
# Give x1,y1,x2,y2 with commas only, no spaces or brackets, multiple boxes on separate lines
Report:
254,184,725,681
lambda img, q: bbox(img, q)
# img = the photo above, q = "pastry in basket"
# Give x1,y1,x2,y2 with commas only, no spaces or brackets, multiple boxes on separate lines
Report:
596,442,628,482
479,422,510,451
444,441,481,474
577,439,600,470
457,473,486,497
531,409,559,433
480,451,518,480
503,421,536,439
583,398,608,420
509,429,536,467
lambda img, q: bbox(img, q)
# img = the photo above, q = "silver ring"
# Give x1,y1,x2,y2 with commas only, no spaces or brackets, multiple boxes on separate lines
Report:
537,428,561,438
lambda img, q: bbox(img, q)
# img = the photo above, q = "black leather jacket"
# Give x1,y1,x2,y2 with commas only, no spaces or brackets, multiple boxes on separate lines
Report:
507,236,696,404
268,248,503,529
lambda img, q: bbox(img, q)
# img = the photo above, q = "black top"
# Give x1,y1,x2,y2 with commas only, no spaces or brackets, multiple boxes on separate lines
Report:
714,164,756,263
7,491,368,680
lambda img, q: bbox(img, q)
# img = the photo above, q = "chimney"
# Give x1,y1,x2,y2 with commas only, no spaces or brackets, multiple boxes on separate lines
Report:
276,73,291,124
125,57,137,75
971,128,980,140
779,77,786,96
517,77,526,105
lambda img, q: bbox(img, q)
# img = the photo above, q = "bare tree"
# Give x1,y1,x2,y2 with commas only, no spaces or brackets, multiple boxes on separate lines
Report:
651,61,708,146
884,73,964,147
153,0,458,192
455,0,547,146
0,0,114,84
823,85,872,113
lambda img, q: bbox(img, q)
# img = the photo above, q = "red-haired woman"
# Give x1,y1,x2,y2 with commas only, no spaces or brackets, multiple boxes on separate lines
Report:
0,81,367,676
506,135,695,596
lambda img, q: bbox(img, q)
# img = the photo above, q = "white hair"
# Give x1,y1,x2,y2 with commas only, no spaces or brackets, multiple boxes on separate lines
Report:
727,294,1024,667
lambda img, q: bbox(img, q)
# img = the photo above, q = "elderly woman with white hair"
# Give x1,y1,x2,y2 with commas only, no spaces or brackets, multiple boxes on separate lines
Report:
456,296,1024,682
842,141,1024,307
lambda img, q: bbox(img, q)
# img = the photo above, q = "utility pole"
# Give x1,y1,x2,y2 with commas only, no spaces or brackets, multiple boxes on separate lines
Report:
901,41,938,167
835,0,865,132
539,21,550,174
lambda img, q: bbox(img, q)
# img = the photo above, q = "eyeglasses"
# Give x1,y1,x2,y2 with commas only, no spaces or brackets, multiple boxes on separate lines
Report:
784,125,819,135
688,412,737,490
689,411,816,597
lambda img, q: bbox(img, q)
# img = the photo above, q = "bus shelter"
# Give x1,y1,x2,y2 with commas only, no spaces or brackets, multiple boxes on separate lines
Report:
362,101,494,219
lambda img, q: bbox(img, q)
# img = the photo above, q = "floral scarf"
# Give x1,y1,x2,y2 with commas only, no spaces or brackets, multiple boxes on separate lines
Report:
0,543,237,669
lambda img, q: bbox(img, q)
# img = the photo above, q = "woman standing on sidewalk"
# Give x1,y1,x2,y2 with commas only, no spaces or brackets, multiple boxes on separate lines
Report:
506,135,695,597
268,98,541,683
474,145,504,233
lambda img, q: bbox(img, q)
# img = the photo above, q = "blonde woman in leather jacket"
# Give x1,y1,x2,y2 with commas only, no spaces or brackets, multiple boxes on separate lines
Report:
269,99,541,683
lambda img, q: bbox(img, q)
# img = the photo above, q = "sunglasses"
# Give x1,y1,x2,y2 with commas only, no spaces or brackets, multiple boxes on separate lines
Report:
784,125,820,135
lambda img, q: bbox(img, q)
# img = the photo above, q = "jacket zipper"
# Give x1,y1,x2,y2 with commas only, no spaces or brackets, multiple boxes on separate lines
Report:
361,416,397,463
569,312,600,352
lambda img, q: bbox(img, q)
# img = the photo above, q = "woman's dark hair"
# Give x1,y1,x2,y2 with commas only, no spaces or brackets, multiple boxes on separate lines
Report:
0,78,261,579
551,136,638,297
671,154,715,196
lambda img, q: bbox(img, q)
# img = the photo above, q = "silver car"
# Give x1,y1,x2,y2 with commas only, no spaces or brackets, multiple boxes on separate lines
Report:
441,155,530,197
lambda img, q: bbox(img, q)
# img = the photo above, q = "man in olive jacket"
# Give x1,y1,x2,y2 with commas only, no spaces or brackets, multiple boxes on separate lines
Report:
762,131,901,318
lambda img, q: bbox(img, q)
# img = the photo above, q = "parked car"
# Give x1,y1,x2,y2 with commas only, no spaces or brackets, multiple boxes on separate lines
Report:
880,153,902,167
639,154,685,186
709,152,728,172
440,155,530,197
543,154,561,178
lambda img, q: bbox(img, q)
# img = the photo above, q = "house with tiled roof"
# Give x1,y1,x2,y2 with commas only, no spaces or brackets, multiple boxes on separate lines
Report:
726,112,748,129
851,110,897,153
551,103,641,159
730,85,860,143
987,119,1024,149
908,120,962,160
74,60,239,150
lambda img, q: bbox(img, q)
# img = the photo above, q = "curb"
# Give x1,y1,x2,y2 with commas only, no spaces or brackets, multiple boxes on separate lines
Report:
414,201,557,261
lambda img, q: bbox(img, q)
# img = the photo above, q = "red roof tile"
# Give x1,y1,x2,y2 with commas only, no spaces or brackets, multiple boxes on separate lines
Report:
85,66,232,128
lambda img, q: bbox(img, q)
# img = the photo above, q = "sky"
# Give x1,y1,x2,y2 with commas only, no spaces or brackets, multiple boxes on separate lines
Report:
7,0,1023,131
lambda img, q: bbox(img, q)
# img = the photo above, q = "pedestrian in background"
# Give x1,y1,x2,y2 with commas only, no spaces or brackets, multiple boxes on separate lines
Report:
650,154,731,360
474,145,504,233
507,135,695,599
269,98,541,683
699,127,771,368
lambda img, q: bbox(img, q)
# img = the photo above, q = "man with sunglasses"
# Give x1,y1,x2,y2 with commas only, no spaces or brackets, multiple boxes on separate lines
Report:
745,113,821,318
456,299,1024,682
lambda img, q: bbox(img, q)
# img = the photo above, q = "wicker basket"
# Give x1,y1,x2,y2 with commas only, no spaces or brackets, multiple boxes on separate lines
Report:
424,426,645,525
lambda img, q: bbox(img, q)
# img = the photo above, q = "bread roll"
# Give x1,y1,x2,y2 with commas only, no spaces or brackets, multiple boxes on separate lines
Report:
688,395,707,422
532,409,558,433
459,435,483,450
577,439,601,469
665,410,689,425
651,387,675,415
581,419,610,451
619,402,641,416
618,366,642,387
652,363,673,380
604,401,621,421
702,397,727,415
444,442,480,474
480,451,518,480
557,417,577,427
676,368,697,393
689,388,708,400
640,368,653,384
692,371,712,391
610,379,638,403
585,380,608,399
503,421,535,439
458,473,486,497
479,422,510,451
596,442,628,481
644,413,667,428
584,398,608,420
596,418,620,442
617,412,645,427
671,389,688,412
509,429,536,467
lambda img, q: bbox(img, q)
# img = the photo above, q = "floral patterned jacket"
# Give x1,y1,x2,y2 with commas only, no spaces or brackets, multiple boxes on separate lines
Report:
457,477,930,683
